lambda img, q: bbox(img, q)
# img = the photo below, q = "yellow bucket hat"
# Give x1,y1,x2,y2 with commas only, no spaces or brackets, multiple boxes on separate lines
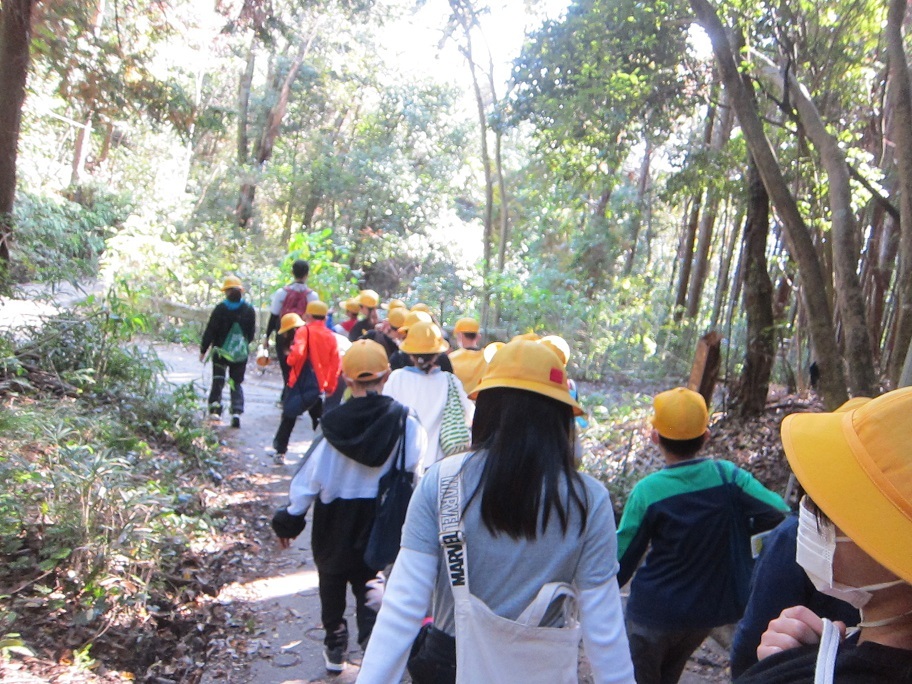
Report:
651,387,709,440
781,387,912,583
387,307,407,329
382,298,406,311
358,289,380,308
341,298,360,314
343,339,390,381
410,302,431,314
278,313,305,335
306,300,328,317
400,320,449,355
221,275,243,292
469,339,582,416
454,317,480,334
399,310,432,333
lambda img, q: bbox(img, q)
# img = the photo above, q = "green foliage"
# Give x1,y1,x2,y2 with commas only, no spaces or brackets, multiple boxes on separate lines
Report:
0,302,221,663
11,189,131,285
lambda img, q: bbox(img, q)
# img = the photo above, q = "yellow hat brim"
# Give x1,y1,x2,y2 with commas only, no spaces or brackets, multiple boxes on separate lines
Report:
399,339,449,355
469,376,583,416
782,407,912,583
278,321,303,334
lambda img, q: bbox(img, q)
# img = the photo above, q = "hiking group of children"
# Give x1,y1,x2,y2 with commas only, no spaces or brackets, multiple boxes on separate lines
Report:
201,264,912,683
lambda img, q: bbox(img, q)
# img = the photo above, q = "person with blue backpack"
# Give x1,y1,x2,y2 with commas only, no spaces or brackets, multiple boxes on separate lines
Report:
200,275,256,428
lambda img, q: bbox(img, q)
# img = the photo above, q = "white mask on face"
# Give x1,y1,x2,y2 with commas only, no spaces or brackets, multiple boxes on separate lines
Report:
795,497,904,610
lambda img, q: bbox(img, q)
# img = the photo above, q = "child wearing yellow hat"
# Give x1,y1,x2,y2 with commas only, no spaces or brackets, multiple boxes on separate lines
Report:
737,387,912,682
617,387,789,684
200,276,257,427
272,339,428,673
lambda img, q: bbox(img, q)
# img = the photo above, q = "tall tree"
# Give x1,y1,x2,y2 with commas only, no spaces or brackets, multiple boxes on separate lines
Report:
0,0,33,274
735,153,775,415
886,0,912,385
690,0,848,407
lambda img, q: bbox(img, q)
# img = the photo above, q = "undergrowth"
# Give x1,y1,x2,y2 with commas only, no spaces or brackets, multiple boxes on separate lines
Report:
0,295,221,678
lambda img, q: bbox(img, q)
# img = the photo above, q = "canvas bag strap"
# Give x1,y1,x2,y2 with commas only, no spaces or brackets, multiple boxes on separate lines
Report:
396,406,408,471
516,582,579,628
438,453,470,595
814,618,839,684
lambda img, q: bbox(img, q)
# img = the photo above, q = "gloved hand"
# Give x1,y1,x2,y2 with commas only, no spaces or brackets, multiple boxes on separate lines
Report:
365,572,386,611
271,507,306,542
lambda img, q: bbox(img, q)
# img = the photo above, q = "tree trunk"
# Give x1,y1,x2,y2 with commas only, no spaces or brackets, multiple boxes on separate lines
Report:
735,154,775,416
756,54,876,396
237,39,256,165
886,0,912,385
461,39,494,327
690,0,848,407
623,137,652,275
0,0,33,272
686,88,733,319
710,203,743,330
674,193,702,322
236,31,315,228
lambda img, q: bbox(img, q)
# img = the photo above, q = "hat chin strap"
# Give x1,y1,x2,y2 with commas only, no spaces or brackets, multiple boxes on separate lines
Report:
857,605,912,629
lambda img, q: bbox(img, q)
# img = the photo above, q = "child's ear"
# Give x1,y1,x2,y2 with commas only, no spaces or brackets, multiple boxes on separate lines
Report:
649,429,660,445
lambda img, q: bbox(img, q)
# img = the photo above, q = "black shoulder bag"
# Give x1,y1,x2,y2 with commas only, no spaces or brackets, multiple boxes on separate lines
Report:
364,407,414,571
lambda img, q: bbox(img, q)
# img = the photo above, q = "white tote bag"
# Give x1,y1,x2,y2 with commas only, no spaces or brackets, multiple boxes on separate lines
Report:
437,455,582,684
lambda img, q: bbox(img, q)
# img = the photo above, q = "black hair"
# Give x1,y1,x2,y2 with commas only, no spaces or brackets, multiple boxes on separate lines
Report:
352,376,385,390
310,314,326,321
292,259,310,279
461,332,478,341
658,434,705,459
466,387,588,540
225,289,242,302
410,353,438,372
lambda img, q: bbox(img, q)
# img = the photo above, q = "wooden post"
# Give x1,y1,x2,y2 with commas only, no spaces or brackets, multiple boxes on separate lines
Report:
688,331,722,406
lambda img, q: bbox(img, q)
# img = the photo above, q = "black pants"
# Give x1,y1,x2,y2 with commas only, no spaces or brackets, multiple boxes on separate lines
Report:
318,563,377,648
626,617,711,684
208,360,246,415
272,402,323,454
276,335,291,401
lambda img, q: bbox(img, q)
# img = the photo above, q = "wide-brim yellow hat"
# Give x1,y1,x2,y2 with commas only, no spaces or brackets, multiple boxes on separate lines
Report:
387,307,407,329
399,310,432,333
400,320,449,355
410,302,431,313
469,339,582,416
221,275,243,292
358,289,380,308
454,317,480,334
382,298,405,311
781,387,912,583
278,313,305,334
306,300,328,317
341,298,360,314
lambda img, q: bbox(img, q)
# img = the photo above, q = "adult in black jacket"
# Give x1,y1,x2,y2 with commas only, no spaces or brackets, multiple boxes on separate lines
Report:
200,276,256,427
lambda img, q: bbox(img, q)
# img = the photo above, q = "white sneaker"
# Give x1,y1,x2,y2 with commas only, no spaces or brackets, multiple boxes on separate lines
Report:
273,452,286,466
208,413,221,423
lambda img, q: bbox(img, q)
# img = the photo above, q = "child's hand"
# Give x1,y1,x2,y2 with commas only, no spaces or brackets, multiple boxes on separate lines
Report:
277,537,292,550
757,606,845,660
365,573,386,611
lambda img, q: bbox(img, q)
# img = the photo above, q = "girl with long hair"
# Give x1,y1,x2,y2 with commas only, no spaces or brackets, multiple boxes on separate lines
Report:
358,339,634,683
